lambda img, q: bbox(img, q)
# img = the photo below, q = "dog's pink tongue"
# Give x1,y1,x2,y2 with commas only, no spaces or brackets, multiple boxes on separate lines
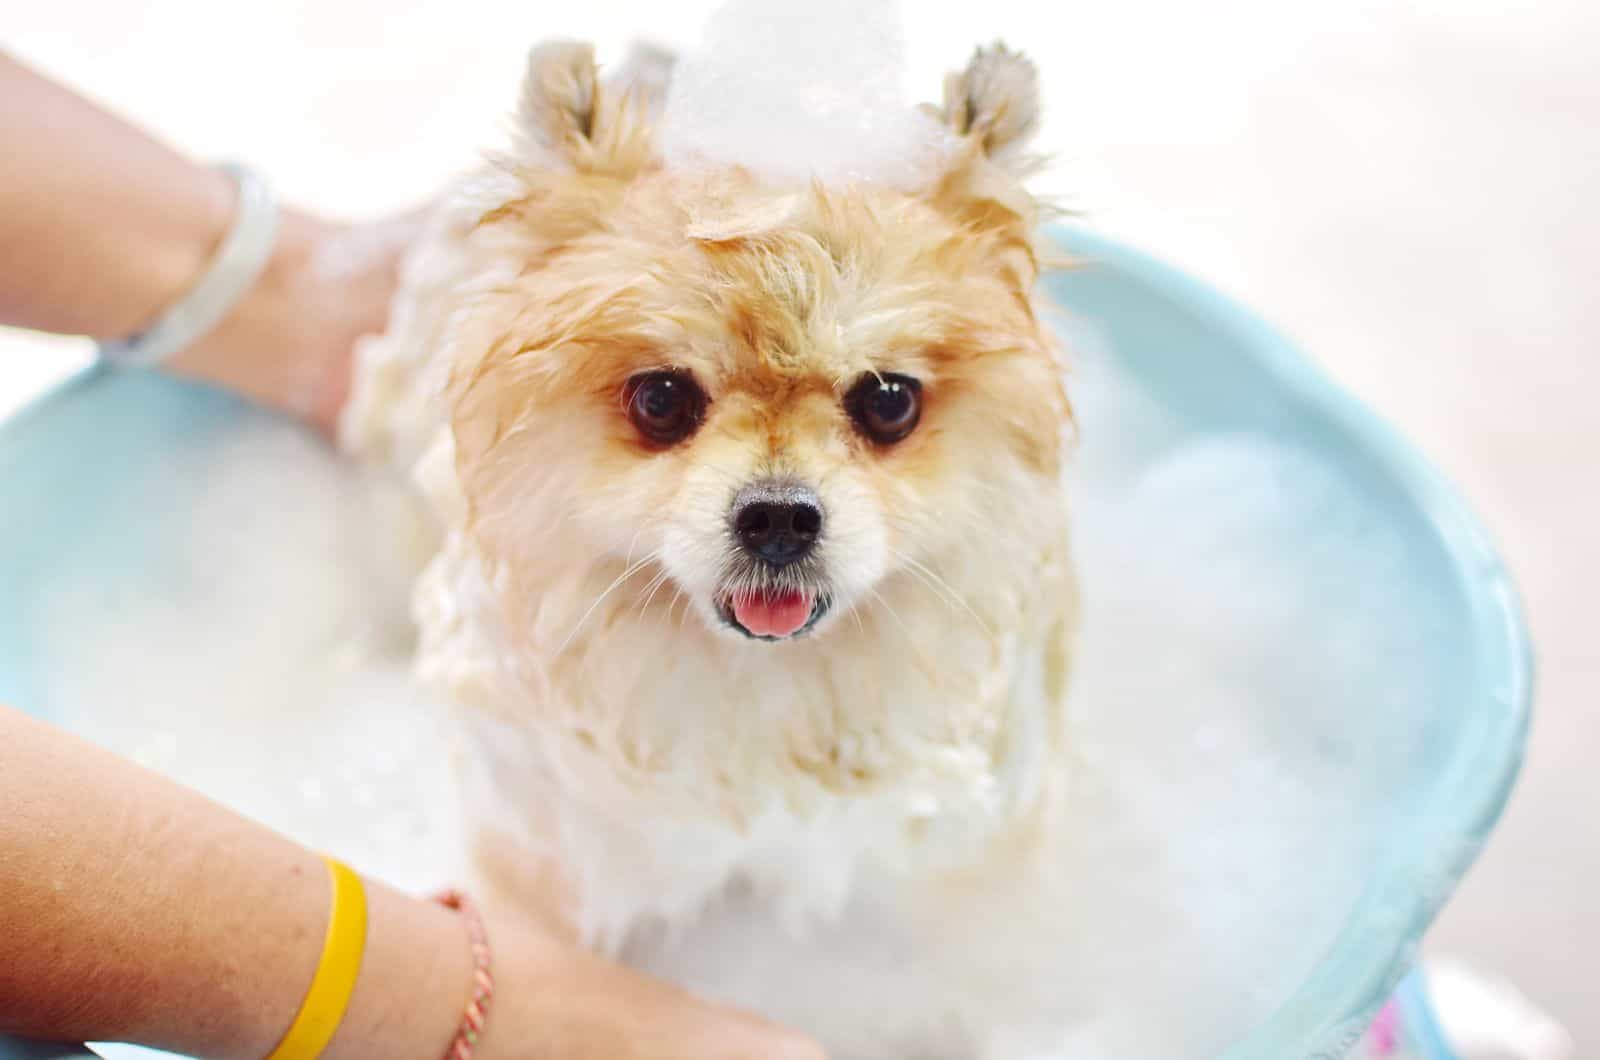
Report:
733,590,813,638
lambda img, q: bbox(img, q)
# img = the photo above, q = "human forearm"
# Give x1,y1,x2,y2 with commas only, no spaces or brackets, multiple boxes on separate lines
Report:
0,52,235,340
0,703,833,1060
0,53,410,435
0,705,470,1059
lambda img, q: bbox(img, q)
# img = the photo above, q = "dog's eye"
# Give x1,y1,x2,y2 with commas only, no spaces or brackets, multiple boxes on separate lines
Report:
846,373,922,445
625,371,706,446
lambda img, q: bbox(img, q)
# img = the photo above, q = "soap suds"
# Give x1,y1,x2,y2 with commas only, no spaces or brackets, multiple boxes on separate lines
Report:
659,0,956,188
39,327,1443,1058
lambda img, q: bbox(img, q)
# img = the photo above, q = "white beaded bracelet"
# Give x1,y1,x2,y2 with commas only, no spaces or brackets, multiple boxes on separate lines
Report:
97,162,279,366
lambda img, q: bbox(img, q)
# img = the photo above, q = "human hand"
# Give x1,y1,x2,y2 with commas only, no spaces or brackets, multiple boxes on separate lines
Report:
473,914,829,1060
165,205,426,438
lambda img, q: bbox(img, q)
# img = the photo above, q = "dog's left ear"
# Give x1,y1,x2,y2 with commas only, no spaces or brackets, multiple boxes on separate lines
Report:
515,40,658,178
922,43,1046,249
930,43,1041,169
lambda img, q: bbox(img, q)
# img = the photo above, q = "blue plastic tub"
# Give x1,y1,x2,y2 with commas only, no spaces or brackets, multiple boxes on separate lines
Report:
0,227,1528,1060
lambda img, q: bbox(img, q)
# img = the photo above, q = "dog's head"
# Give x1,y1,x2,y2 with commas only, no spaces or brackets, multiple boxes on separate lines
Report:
447,42,1068,651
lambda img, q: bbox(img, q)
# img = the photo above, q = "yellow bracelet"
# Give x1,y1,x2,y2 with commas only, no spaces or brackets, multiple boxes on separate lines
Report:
264,857,369,1060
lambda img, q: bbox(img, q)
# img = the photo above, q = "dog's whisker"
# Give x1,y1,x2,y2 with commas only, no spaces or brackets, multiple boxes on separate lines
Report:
865,587,912,638
866,588,956,684
667,586,689,627
636,567,674,618
889,547,994,638
633,568,670,608
892,556,961,612
621,525,648,573
555,552,660,656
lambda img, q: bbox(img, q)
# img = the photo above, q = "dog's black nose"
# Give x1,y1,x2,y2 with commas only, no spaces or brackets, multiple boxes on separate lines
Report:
732,483,822,567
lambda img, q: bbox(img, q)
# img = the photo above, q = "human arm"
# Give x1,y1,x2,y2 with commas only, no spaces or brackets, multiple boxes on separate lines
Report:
0,52,406,436
0,704,826,1059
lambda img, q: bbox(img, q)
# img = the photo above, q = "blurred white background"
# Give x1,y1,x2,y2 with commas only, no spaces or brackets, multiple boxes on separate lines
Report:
4,0,1596,1047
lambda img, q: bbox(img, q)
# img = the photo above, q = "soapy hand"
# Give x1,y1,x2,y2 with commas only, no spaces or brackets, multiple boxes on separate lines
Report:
0,52,421,439
166,206,427,439
477,915,830,1060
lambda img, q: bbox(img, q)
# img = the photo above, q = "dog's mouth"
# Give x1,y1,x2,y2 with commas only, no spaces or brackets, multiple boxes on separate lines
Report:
717,587,830,641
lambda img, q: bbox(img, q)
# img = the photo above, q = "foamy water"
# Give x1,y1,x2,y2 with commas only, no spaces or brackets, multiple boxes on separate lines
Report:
33,324,1443,1058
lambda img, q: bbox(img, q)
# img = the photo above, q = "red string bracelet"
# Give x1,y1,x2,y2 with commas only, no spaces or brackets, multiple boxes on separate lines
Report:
432,889,494,1060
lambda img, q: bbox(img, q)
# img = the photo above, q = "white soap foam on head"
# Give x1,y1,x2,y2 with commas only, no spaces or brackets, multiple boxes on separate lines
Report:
32,328,1443,1058
659,0,956,188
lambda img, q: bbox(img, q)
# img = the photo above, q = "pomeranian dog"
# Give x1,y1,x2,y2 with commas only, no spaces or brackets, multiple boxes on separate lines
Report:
345,37,1076,1059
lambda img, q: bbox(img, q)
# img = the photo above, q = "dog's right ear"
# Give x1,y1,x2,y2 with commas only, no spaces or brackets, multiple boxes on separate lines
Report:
515,40,657,178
